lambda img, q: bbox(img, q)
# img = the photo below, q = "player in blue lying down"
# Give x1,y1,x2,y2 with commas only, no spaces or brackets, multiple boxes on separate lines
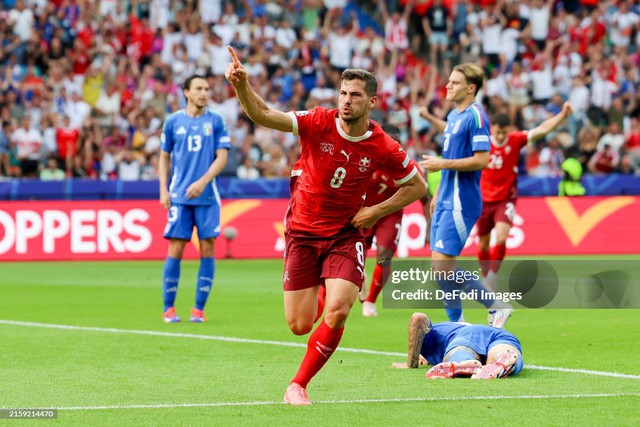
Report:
392,312,524,379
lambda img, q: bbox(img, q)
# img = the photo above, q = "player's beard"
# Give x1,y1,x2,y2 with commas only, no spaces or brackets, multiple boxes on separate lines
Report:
340,108,366,123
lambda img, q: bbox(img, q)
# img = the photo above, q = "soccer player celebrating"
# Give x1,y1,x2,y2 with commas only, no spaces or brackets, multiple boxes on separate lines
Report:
419,64,509,326
392,312,524,380
226,47,426,405
361,123,431,317
478,103,573,292
159,75,231,323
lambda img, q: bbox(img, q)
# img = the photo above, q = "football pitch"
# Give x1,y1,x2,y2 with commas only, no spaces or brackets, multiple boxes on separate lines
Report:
1,258,639,426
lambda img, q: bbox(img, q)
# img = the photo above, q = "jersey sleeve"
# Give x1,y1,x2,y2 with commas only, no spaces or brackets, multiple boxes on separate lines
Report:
160,116,173,153
469,106,491,152
287,106,330,141
215,115,231,151
381,138,419,185
510,130,530,150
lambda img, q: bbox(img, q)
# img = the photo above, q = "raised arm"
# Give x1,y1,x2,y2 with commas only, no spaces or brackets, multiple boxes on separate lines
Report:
528,102,573,143
225,46,293,133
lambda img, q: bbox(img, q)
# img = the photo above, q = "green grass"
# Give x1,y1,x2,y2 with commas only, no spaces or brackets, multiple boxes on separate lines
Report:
1,259,639,426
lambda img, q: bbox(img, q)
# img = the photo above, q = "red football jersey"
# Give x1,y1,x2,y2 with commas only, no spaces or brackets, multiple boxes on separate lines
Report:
480,131,529,202
364,159,422,208
286,107,417,236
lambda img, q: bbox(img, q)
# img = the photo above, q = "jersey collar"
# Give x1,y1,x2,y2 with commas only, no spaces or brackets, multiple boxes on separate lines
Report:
335,118,373,142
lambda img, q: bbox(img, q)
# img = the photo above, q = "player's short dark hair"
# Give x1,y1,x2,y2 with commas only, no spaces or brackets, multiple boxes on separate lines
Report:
183,74,208,91
453,63,485,95
382,123,401,142
492,113,511,127
340,69,378,97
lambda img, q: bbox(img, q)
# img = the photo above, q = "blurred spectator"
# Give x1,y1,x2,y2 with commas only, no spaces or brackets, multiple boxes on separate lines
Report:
117,147,141,181
597,122,625,155
12,116,42,177
39,155,65,181
56,115,79,173
533,136,564,177
588,144,620,174
237,155,260,180
0,121,10,175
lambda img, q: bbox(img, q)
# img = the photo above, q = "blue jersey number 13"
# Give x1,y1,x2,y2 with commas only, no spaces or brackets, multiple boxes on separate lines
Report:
188,135,202,152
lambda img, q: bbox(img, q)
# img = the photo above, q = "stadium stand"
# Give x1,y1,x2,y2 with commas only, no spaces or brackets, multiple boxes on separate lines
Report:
0,0,639,186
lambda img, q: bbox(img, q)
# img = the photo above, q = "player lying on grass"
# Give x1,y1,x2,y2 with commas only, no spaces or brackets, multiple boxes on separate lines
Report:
392,312,523,379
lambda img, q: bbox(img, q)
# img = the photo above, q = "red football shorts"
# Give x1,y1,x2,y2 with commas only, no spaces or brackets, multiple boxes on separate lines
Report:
476,199,517,236
363,211,403,253
283,230,366,291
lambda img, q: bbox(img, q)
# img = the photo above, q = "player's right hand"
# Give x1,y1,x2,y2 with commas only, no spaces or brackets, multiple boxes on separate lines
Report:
160,190,171,209
225,46,247,87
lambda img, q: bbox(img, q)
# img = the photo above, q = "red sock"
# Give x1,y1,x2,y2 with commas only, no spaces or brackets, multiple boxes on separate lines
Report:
291,320,344,389
490,244,507,273
478,250,491,277
365,263,385,303
314,286,326,323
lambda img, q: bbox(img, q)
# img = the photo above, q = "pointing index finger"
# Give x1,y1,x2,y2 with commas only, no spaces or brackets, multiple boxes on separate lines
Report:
227,46,241,65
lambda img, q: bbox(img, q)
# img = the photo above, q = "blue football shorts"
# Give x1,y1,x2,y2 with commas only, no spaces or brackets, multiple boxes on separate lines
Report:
163,203,221,240
430,209,479,256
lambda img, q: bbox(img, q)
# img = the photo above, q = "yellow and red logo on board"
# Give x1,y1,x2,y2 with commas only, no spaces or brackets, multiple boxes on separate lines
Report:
546,197,636,246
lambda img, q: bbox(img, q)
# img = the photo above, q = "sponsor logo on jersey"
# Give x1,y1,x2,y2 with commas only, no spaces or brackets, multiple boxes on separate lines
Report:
453,119,462,134
340,150,351,162
176,126,187,135
203,123,212,136
320,142,334,155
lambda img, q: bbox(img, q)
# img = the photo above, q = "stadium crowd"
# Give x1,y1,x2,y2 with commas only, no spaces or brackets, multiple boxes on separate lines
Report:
1,0,640,181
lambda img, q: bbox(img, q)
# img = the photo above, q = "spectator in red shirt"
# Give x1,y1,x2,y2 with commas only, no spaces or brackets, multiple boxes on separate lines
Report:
55,115,80,173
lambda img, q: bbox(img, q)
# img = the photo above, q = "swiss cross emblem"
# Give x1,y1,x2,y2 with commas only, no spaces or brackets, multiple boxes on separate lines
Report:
359,157,371,168
505,145,511,154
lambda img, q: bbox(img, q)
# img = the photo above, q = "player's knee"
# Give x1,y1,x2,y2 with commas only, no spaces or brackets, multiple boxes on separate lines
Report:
495,236,508,246
288,319,313,336
323,304,350,328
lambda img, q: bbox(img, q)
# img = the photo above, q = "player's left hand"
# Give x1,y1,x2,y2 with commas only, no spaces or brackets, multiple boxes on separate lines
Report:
351,206,379,229
420,155,443,173
185,179,207,199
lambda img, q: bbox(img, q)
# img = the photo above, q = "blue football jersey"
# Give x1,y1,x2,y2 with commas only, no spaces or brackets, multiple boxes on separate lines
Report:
420,322,468,365
161,109,231,205
436,103,490,217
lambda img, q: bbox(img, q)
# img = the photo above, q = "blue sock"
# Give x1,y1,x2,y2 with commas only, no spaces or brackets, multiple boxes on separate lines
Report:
162,256,181,311
448,350,479,363
436,278,463,321
195,257,215,311
457,268,495,308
